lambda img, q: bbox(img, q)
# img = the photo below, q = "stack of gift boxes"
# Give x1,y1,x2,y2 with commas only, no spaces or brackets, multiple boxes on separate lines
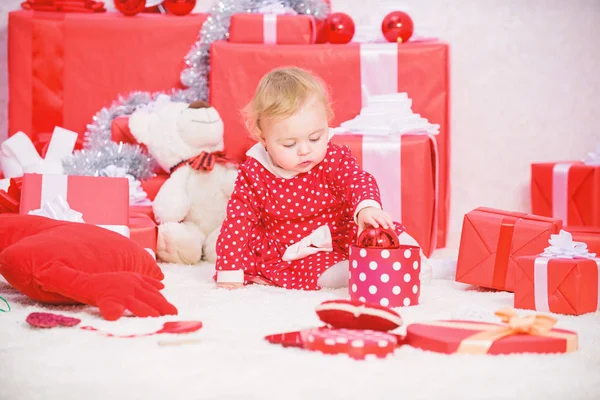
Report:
455,149,600,316
0,127,158,258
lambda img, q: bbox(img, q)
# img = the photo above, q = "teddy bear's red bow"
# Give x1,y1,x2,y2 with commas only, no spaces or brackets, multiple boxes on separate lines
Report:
170,151,233,174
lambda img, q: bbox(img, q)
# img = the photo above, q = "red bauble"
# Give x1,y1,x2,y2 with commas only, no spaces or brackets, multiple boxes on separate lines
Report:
163,0,196,16
114,0,147,16
357,227,400,249
381,11,414,43
326,12,355,44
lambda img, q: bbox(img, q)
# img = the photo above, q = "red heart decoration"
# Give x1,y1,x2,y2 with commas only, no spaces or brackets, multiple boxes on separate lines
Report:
26,312,81,328
357,227,400,249
156,321,203,334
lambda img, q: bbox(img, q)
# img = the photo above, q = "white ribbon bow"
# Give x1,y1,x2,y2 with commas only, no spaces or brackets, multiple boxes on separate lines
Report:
540,230,596,259
258,2,297,15
28,195,85,223
282,225,333,261
336,93,440,136
0,127,78,178
100,165,150,205
583,145,600,166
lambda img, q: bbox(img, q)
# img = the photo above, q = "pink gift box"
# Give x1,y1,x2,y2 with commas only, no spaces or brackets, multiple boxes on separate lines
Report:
348,244,421,308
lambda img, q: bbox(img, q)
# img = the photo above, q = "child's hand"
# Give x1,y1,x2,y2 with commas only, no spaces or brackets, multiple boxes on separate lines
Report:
357,207,394,234
216,282,244,290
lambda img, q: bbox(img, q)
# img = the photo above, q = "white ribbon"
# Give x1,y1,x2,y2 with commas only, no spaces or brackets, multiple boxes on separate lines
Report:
534,230,600,311
282,225,333,261
28,195,84,223
100,165,150,205
0,127,77,178
359,43,399,107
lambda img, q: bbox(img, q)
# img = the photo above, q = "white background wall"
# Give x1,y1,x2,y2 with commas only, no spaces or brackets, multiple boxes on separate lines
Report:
1,0,599,249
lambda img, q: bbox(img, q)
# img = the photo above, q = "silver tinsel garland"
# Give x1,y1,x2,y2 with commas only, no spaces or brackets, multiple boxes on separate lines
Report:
63,0,330,180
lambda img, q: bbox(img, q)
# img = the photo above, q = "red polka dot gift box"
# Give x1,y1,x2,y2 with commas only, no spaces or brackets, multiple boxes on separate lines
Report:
303,328,398,360
349,228,421,308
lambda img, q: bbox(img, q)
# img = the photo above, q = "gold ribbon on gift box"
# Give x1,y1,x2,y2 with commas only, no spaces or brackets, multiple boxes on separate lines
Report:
423,308,578,354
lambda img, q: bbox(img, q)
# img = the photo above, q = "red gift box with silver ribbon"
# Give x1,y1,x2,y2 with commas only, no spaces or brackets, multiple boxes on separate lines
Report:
515,230,600,315
349,228,421,308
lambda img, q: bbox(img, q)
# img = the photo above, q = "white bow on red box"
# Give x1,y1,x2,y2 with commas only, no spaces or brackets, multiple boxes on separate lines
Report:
0,127,78,179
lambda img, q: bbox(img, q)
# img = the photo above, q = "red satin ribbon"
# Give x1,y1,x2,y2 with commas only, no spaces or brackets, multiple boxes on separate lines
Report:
492,216,519,289
31,12,65,137
170,151,234,174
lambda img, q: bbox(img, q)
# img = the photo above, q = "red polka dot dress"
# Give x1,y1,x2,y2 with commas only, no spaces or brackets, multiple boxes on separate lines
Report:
215,142,405,290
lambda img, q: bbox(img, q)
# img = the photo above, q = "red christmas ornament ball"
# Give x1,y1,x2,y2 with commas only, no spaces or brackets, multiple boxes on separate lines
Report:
357,227,400,249
163,0,197,16
114,0,147,16
381,11,414,43
326,12,355,44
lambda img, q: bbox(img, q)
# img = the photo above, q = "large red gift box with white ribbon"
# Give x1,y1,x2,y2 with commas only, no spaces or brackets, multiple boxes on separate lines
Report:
209,40,450,248
8,10,207,141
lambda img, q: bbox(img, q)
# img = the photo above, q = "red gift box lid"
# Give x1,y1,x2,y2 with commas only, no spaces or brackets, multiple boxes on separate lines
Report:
405,308,578,355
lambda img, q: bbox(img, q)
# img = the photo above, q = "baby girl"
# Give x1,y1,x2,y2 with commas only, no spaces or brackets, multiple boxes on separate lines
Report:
215,67,427,290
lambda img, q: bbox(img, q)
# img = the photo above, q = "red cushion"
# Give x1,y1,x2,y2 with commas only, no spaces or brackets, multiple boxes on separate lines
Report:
315,299,403,332
0,214,167,311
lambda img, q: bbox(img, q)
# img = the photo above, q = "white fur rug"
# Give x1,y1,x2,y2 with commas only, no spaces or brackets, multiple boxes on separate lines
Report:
1,260,599,400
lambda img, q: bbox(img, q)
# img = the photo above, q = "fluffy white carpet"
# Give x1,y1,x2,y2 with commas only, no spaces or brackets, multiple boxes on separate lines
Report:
1,260,599,400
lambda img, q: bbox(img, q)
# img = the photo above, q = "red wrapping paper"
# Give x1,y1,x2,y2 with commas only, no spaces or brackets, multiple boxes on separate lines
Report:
8,11,207,141
129,213,157,253
229,14,316,44
564,226,600,255
455,207,562,292
531,162,600,226
209,40,450,248
19,173,129,226
514,255,599,315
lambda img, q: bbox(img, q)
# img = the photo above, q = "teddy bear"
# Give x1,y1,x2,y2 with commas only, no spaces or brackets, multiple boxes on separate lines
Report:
128,96,238,265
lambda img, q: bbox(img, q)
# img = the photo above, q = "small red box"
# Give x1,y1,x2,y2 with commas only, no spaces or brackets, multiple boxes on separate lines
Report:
531,162,600,226
229,14,316,44
19,173,129,226
405,318,578,355
514,255,599,315
455,207,562,292
349,244,420,308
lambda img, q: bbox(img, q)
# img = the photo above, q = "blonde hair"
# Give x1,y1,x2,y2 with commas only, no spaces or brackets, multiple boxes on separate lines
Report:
242,67,334,141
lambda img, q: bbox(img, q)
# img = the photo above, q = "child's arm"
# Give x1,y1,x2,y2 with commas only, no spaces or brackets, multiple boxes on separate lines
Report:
328,145,384,221
215,165,261,287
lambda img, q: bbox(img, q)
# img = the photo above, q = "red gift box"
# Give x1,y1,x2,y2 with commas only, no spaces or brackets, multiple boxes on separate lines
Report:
514,230,600,316
455,207,562,292
333,134,437,256
8,11,207,141
209,40,450,248
349,244,420,308
19,173,129,228
564,226,600,255
405,309,578,355
129,213,157,255
531,162,600,227
302,328,398,360
229,13,316,44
